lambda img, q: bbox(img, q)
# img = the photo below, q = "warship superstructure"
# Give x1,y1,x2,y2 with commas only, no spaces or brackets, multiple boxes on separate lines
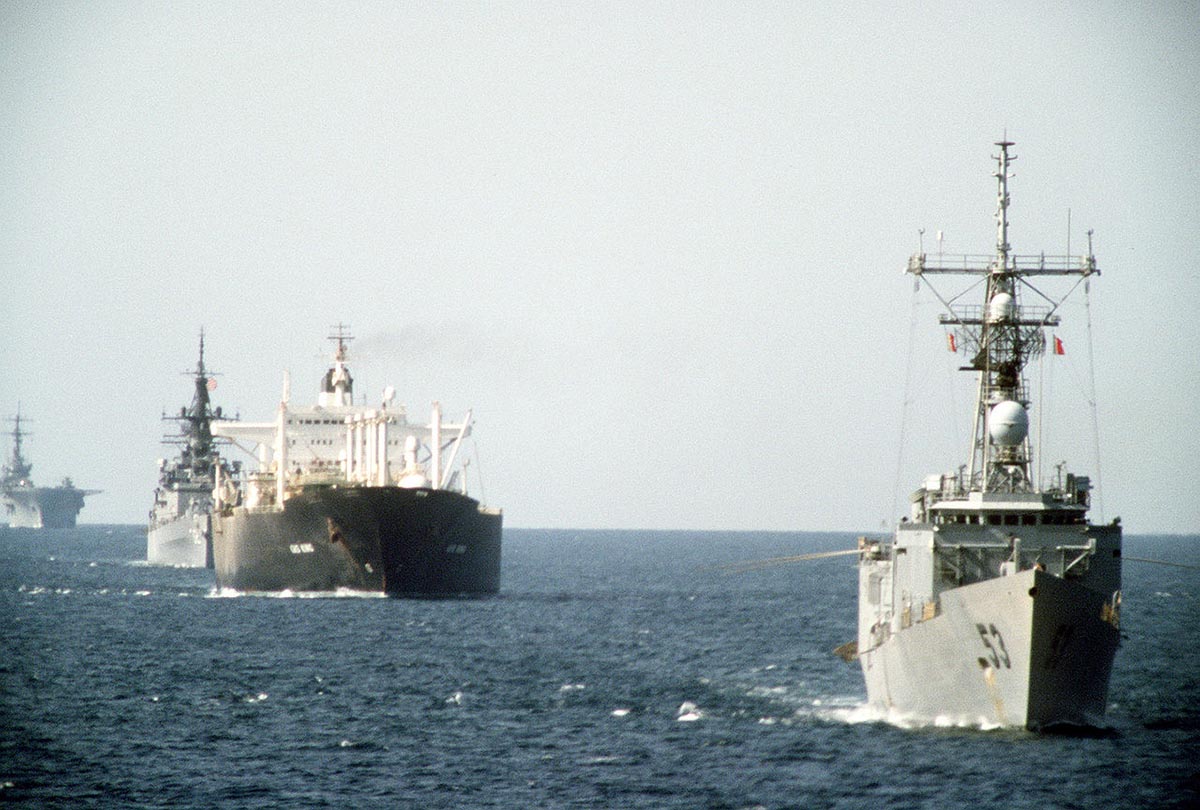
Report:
147,333,238,567
854,142,1122,730
210,326,502,596
2,408,98,528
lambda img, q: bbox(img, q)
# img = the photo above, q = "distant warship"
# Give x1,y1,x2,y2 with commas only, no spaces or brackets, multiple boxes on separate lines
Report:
2,408,98,528
147,333,238,567
210,326,502,596
852,142,1122,730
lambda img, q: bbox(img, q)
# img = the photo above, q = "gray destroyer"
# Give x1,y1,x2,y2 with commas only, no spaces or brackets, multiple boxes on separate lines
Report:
855,141,1122,730
210,327,502,596
2,408,98,528
147,334,238,567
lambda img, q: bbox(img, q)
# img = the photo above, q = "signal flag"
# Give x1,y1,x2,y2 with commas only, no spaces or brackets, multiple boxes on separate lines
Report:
947,333,957,353
1053,335,1065,356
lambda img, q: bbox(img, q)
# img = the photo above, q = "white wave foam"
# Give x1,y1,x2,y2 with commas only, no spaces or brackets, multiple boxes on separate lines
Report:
676,701,703,722
16,586,74,596
745,685,789,698
813,701,1009,732
580,755,621,765
206,586,385,599
208,587,242,598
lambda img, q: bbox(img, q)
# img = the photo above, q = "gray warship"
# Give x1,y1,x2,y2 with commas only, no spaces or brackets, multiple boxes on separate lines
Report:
210,326,502,596
853,141,1122,730
147,333,238,567
2,408,98,528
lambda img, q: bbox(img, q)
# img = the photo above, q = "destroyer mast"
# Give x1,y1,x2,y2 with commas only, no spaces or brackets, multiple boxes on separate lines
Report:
907,140,1098,500
147,331,236,566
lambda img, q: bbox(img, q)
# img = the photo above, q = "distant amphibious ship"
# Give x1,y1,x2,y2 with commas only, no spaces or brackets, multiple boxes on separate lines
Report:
210,326,502,596
850,142,1122,730
147,333,239,567
2,408,98,528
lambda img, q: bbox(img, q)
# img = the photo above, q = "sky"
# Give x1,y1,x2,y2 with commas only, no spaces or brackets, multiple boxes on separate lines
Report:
1,2,1197,534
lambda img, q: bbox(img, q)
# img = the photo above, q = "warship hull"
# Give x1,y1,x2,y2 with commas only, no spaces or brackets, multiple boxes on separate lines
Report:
859,565,1120,730
2,486,89,529
214,486,502,596
147,507,213,568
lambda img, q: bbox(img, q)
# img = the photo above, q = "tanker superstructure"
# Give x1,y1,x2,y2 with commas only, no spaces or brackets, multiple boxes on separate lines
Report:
1,409,98,529
210,326,502,596
147,333,238,567
854,141,1122,730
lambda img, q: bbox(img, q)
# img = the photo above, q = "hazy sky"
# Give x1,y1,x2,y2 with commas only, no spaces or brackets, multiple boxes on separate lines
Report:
2,2,1197,533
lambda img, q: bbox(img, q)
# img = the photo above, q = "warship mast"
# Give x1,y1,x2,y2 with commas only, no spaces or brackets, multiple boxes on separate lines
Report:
181,330,218,470
3,406,34,486
907,140,1099,497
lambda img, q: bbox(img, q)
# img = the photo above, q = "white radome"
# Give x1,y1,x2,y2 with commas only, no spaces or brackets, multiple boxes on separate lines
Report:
987,292,1014,322
988,400,1028,445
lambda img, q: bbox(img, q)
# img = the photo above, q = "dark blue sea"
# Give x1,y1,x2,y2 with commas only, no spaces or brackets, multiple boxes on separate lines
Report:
2,527,1197,809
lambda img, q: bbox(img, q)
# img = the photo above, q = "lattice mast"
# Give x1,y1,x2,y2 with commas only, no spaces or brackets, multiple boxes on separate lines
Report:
906,141,1099,495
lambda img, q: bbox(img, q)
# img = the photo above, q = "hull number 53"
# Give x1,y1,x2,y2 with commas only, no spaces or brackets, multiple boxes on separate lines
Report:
975,623,1011,669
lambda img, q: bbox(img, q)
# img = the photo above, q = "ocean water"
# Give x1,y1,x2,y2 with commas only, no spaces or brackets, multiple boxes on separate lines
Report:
1,526,1197,809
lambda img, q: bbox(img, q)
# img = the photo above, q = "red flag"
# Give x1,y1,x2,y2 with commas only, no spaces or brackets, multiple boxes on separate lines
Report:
207,377,218,391
947,333,957,353
1053,335,1065,356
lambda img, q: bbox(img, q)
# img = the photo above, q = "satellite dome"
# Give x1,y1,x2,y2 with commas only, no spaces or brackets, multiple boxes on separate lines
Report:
988,400,1028,446
987,292,1015,322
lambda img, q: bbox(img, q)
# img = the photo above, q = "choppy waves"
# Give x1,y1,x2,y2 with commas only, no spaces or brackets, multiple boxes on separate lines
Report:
2,528,1197,809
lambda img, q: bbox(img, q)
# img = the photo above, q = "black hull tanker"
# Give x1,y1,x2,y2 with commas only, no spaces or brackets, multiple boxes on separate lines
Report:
215,486,502,595
212,325,502,597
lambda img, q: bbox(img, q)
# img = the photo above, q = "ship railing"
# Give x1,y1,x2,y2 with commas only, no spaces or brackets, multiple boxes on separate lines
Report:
933,542,1017,587
933,539,1095,581
938,303,1057,327
289,464,347,486
908,252,1098,277
1061,539,1096,577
